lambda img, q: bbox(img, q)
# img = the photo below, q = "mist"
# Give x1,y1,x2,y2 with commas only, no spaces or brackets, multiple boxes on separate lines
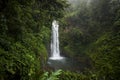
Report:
68,0,91,5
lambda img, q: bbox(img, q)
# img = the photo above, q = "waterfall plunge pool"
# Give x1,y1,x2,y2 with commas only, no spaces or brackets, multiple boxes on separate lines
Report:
47,20,91,72
47,57,89,72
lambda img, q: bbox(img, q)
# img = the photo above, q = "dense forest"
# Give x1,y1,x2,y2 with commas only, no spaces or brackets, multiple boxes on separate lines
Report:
0,0,120,80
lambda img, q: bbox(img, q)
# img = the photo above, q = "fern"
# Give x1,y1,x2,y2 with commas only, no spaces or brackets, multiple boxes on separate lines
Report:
40,70,62,80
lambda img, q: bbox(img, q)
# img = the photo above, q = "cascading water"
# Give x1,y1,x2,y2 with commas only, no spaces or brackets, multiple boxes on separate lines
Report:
49,20,63,60
47,20,85,72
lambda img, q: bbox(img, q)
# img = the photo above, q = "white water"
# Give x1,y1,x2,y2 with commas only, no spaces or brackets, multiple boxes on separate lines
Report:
49,20,63,60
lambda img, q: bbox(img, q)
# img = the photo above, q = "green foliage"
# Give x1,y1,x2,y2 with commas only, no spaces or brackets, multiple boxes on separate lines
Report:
40,70,62,80
40,70,101,80
60,27,84,57
0,0,68,80
88,32,120,80
59,71,85,80
0,36,47,80
60,0,120,80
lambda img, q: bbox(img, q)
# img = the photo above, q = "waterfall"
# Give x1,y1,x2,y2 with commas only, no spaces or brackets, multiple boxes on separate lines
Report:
50,20,63,60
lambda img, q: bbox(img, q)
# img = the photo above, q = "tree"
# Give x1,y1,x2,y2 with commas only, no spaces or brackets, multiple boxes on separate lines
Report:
0,0,69,80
